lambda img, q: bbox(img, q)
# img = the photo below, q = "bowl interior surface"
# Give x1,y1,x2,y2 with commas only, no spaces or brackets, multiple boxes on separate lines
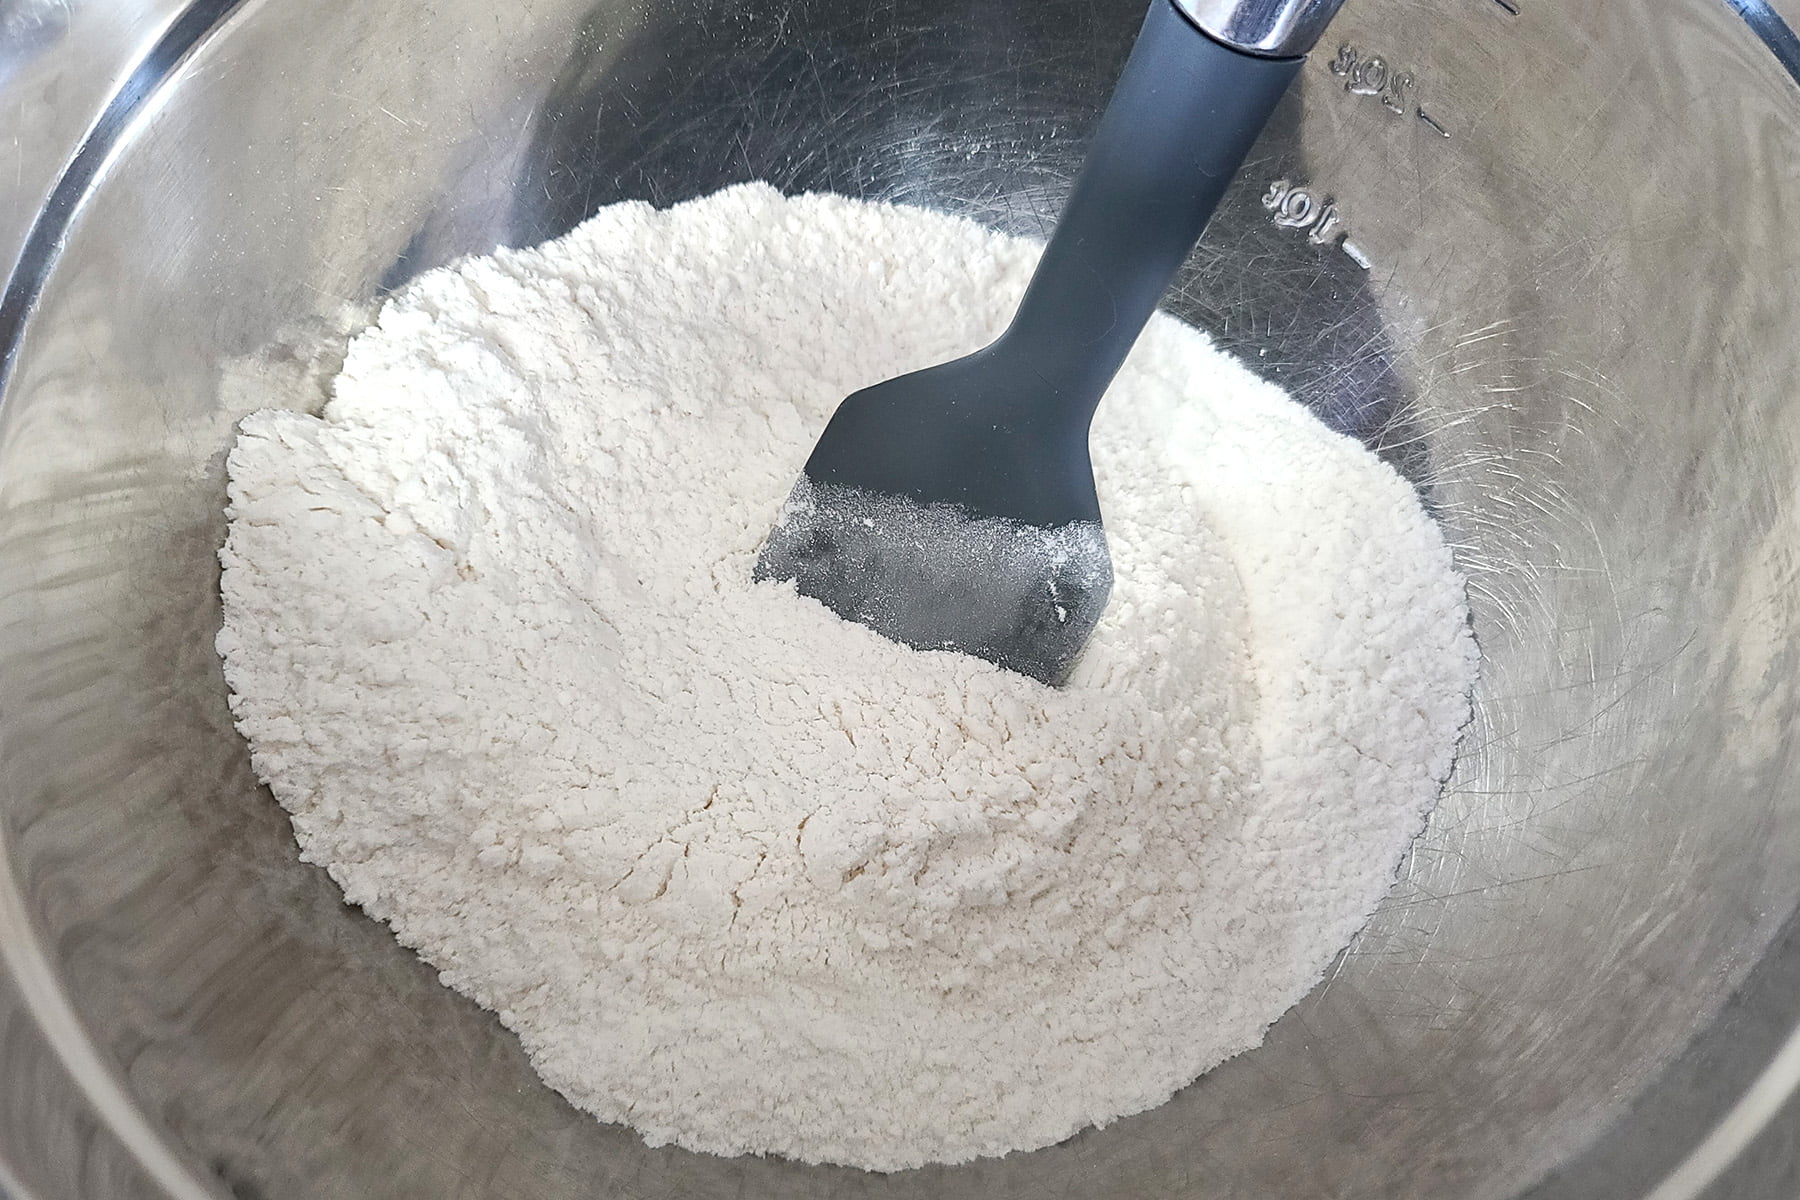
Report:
4,1,1800,1198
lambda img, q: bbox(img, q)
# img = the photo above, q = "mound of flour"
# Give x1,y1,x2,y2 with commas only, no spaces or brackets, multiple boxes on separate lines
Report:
217,183,1476,1171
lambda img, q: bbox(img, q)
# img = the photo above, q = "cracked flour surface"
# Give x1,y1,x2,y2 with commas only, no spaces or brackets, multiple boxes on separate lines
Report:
216,183,1477,1171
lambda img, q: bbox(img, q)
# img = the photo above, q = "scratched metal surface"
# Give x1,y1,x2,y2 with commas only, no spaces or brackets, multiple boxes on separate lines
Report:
2,0,1800,1198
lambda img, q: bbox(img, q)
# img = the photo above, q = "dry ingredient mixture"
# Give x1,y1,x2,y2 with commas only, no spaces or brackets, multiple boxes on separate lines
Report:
217,183,1477,1171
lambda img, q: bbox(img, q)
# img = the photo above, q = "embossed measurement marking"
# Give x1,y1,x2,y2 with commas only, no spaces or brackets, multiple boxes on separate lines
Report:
1329,43,1415,114
1329,43,1451,137
1262,180,1341,245
1261,179,1369,269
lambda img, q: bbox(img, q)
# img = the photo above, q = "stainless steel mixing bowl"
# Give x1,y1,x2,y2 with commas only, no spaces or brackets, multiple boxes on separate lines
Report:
4,1,1800,1197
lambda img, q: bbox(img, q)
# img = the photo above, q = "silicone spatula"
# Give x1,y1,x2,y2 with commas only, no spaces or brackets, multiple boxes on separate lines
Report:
756,0,1346,684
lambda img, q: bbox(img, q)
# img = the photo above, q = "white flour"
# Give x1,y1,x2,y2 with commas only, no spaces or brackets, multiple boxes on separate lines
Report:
217,183,1476,1171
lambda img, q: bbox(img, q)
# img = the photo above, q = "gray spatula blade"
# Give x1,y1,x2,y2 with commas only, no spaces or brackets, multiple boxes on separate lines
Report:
755,479,1112,686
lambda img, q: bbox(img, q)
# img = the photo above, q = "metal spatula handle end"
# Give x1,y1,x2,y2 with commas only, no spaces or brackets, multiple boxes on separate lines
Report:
1173,0,1347,56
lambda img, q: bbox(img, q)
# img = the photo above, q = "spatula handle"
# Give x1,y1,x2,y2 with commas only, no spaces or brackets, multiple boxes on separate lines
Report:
1173,0,1346,57
991,0,1306,424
